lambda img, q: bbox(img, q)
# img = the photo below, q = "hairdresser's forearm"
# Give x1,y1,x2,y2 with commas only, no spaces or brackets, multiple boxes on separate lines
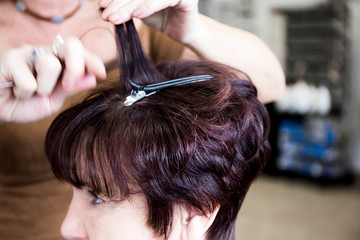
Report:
184,14,285,103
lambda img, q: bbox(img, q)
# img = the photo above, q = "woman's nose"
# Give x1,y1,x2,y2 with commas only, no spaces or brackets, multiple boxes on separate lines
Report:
61,194,89,239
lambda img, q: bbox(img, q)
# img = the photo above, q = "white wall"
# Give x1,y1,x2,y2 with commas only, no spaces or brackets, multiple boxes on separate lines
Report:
347,0,360,173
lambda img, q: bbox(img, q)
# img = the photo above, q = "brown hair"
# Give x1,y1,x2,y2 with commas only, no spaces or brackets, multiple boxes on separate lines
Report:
45,20,270,240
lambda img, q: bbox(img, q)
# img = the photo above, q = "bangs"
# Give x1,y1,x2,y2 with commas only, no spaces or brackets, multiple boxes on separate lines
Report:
45,58,269,239
45,60,257,200
45,90,134,199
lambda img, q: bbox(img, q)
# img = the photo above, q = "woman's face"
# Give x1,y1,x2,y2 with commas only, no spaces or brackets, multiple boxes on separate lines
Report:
61,188,162,240
61,187,211,240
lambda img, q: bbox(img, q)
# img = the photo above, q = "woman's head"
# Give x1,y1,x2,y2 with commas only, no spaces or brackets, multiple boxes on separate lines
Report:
45,20,270,240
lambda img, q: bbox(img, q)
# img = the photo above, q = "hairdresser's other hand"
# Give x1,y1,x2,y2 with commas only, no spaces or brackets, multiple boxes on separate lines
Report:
100,0,199,42
0,37,106,123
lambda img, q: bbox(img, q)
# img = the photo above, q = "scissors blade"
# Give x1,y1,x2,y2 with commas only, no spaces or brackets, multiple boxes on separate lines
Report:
0,82,14,89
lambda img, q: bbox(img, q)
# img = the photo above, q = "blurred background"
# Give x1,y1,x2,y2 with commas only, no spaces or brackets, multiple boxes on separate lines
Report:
199,0,360,239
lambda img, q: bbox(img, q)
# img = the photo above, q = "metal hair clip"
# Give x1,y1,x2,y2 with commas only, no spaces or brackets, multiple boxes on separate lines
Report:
124,75,213,106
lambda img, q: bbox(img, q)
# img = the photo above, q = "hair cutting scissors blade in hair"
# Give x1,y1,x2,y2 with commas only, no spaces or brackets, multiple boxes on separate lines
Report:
0,82,14,89
124,75,213,106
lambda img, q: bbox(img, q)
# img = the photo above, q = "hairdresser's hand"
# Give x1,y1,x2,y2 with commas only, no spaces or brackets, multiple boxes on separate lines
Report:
100,0,200,43
0,37,106,123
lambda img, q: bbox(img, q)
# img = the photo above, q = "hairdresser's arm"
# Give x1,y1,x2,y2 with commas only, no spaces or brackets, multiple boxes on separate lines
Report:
100,0,285,103
184,14,286,103
0,38,106,123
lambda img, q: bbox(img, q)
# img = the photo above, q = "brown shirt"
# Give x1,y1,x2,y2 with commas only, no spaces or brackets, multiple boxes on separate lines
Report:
0,26,184,240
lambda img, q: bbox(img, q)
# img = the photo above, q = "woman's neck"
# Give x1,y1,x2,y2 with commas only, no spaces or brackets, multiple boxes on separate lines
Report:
18,0,85,20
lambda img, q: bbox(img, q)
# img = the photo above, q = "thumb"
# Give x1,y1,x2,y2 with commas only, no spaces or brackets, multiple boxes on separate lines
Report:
50,74,97,110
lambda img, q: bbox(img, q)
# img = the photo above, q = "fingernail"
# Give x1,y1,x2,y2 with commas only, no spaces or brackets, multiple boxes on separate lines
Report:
100,0,111,8
109,13,127,24
96,66,106,80
101,9,110,20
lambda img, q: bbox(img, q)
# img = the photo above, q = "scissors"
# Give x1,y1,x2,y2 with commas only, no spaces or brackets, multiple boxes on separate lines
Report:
124,75,213,106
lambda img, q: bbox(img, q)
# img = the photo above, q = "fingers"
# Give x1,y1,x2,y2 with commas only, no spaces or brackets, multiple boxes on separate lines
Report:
100,0,180,24
84,50,107,80
101,0,138,23
2,45,38,98
50,74,97,110
57,36,85,89
0,37,105,123
57,37,106,90
1,36,106,100
132,0,181,19
34,50,62,95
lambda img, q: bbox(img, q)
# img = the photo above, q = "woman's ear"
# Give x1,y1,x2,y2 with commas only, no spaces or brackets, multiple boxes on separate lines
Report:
179,206,220,240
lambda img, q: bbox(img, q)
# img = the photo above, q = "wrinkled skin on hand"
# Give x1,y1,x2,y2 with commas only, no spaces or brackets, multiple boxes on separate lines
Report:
0,37,106,123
